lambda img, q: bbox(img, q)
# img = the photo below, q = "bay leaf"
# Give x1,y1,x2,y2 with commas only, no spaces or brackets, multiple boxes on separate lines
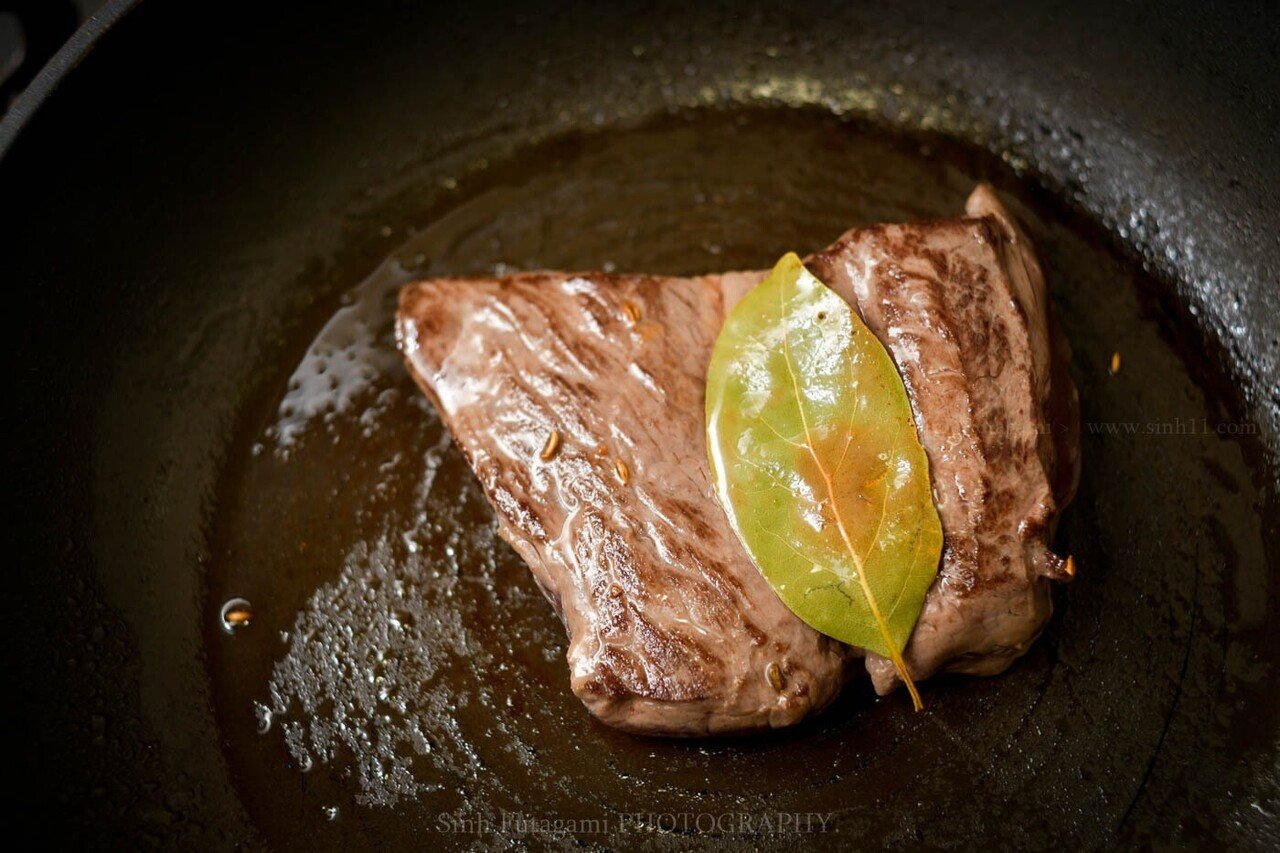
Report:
705,252,943,709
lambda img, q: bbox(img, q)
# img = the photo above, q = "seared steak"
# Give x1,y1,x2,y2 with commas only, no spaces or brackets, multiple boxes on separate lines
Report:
396,184,1077,735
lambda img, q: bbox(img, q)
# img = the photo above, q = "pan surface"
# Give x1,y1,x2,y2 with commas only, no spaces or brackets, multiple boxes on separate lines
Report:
4,0,1277,848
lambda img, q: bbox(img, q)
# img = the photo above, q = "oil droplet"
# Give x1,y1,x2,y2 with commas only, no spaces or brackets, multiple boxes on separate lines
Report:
323,806,339,821
220,597,254,633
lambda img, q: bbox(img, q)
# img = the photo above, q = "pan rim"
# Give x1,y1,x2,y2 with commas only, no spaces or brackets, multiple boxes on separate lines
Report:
0,0,138,162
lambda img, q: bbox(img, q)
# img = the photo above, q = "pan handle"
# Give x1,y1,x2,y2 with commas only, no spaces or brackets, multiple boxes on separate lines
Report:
0,0,79,114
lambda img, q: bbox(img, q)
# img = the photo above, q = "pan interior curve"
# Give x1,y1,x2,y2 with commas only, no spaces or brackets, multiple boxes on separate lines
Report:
203,107,1279,850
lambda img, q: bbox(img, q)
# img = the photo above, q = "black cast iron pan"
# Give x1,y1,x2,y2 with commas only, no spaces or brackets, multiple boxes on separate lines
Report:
3,0,1278,848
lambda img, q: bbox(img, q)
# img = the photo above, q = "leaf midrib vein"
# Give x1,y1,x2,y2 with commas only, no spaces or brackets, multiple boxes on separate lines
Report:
776,266,923,710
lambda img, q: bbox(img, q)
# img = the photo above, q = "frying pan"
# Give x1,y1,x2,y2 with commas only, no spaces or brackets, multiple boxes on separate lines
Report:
4,0,1277,848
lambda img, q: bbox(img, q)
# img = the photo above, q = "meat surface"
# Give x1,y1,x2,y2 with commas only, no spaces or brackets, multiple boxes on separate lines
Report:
397,184,1077,735
807,186,1079,693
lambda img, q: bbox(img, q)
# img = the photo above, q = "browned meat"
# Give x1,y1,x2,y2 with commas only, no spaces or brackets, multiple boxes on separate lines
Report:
807,186,1078,694
396,184,1077,735
398,269,854,735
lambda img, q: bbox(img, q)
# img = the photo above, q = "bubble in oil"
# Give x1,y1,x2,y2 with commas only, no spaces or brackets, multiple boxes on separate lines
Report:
253,701,273,734
269,257,410,451
220,597,254,633
259,438,484,808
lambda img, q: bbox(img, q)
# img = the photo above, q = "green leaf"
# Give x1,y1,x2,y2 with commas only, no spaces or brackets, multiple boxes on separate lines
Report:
706,253,943,709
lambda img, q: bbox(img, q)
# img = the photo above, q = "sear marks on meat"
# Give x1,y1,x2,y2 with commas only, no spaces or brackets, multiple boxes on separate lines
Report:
807,186,1078,694
396,184,1078,735
399,269,854,735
